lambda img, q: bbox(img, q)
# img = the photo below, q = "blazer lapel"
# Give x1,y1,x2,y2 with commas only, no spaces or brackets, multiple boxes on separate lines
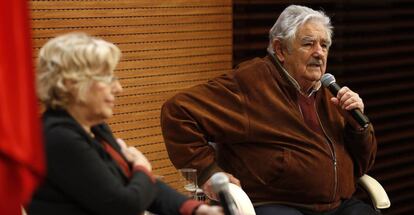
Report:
92,125,131,179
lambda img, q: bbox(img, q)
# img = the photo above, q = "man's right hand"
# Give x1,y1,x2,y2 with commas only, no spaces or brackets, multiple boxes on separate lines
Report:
202,172,241,200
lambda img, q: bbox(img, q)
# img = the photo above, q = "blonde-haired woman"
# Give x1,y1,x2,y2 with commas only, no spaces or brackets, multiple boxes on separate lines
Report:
28,33,222,215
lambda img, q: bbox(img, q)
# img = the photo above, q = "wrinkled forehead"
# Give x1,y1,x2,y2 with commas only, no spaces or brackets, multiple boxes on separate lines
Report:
296,20,331,43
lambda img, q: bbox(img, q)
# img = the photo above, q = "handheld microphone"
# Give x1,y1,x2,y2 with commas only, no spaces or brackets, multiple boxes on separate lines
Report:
321,73,370,128
211,172,238,215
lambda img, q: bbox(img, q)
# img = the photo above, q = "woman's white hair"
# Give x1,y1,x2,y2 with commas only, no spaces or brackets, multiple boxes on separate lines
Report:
36,32,121,108
267,5,333,54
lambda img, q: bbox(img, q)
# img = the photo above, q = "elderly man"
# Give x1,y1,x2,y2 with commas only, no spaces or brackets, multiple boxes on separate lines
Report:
161,5,377,215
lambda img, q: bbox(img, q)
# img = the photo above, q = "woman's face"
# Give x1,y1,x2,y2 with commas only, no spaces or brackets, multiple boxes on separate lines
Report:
77,74,123,123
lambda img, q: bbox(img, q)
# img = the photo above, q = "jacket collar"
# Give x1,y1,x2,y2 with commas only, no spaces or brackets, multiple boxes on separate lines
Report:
267,50,321,97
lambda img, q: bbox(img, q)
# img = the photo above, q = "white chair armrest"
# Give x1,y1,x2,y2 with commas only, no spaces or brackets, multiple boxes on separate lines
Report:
228,183,256,215
358,174,391,209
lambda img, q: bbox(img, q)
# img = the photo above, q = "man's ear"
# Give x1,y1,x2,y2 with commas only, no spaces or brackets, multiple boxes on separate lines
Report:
273,39,285,63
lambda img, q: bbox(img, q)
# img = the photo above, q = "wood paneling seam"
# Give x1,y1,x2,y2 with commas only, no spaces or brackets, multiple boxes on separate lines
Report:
32,13,231,21
114,125,160,133
120,52,232,62
121,133,162,140
115,99,166,106
99,29,232,36
115,60,231,71
108,117,159,125
32,6,231,11
123,45,231,53
32,22,232,31
116,90,179,98
117,69,230,79
113,108,160,115
121,78,211,89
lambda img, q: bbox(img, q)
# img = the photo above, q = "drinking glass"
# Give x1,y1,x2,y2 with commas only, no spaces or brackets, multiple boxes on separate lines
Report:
178,168,198,199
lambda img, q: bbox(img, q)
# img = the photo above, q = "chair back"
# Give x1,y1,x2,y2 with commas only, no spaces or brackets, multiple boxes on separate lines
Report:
228,183,256,215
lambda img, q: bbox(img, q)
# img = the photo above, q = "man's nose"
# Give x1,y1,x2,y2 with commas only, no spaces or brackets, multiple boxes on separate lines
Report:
312,43,326,57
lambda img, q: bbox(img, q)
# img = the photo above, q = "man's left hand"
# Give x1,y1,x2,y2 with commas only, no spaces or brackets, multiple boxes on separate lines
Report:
330,86,364,113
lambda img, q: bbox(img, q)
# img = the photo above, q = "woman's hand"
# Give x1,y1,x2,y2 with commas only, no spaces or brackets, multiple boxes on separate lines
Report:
194,204,223,215
117,138,152,171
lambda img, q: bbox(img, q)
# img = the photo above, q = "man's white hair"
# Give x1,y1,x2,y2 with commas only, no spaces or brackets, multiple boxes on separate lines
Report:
267,5,333,54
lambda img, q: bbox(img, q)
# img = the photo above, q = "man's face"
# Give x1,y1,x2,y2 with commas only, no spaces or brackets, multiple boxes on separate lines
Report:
277,21,330,91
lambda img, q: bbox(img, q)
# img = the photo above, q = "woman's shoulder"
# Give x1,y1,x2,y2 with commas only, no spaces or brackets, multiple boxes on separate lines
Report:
42,109,90,148
43,109,78,130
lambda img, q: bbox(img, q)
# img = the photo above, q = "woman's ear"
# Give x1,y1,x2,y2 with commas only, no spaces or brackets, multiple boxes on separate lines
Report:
273,39,285,63
63,79,75,89
63,79,78,96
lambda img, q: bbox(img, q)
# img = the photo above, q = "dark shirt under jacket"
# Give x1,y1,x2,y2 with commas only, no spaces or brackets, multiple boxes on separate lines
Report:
29,109,195,215
161,55,377,212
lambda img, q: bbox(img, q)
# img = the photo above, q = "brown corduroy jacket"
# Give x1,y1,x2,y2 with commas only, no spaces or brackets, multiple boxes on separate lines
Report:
161,55,377,212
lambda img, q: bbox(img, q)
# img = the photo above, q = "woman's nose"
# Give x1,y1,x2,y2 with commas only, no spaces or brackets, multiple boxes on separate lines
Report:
112,80,123,94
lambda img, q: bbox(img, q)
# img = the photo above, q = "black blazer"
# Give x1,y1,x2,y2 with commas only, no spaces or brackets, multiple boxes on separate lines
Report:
28,109,189,215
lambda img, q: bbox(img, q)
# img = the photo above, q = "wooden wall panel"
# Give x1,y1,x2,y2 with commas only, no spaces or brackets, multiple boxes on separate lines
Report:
234,1,414,214
30,0,232,189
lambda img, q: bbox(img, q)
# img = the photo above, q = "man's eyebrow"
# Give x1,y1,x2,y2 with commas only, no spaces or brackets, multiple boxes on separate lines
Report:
301,36,329,44
301,36,315,42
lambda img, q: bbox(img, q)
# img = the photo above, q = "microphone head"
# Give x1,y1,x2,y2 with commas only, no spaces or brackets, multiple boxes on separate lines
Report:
211,172,230,193
321,73,336,87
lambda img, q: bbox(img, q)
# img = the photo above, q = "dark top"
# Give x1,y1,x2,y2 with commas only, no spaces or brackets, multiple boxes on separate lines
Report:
28,108,200,215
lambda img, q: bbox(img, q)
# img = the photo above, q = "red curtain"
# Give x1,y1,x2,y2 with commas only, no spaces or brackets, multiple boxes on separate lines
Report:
0,0,45,214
